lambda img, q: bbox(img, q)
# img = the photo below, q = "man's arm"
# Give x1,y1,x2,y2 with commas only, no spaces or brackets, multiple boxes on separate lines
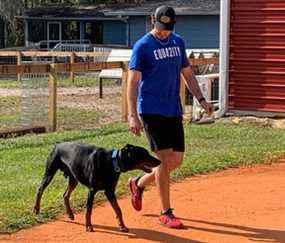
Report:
181,66,214,115
181,66,204,101
127,69,142,135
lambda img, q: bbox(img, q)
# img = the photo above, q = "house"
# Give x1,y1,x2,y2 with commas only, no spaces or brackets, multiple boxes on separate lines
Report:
219,0,285,117
19,0,220,49
0,16,6,49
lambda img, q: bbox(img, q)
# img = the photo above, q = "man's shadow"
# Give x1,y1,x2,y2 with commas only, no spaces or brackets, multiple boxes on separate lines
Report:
144,214,285,242
59,219,203,243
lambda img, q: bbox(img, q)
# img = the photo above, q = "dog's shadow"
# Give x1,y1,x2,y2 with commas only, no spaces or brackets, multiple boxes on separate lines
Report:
59,219,201,243
143,214,285,242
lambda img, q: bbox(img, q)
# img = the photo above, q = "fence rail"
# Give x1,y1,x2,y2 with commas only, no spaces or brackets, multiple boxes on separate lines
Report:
0,59,218,75
0,51,107,57
0,50,112,82
0,61,123,75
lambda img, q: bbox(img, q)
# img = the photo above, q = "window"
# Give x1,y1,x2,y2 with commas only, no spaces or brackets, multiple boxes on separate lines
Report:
28,21,46,43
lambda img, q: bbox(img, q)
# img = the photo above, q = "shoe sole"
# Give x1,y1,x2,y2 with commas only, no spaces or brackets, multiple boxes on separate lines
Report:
128,178,142,211
159,221,183,229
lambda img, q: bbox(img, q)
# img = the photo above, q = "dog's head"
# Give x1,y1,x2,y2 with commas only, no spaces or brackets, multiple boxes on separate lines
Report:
119,144,161,173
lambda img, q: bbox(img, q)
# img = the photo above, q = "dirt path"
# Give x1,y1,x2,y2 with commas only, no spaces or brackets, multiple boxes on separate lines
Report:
1,163,285,243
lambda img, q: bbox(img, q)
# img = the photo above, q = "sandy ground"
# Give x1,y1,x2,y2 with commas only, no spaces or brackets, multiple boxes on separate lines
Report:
1,162,285,243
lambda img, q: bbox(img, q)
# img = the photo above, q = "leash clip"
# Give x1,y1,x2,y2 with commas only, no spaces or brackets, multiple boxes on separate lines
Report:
112,149,121,173
114,164,121,173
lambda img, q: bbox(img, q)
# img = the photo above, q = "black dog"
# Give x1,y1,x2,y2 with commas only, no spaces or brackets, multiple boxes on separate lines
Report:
33,143,161,232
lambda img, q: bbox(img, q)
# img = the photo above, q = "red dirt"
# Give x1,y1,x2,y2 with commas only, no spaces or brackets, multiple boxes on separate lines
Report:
1,163,285,243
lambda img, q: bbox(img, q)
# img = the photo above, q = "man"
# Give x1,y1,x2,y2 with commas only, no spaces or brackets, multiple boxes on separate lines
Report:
127,5,213,229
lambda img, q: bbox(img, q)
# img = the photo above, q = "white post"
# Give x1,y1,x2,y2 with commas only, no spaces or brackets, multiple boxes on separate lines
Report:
216,0,231,118
24,20,29,47
126,19,130,47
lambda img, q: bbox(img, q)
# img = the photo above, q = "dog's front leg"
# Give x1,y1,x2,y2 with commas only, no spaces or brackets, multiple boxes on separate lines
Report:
86,189,97,232
105,189,129,232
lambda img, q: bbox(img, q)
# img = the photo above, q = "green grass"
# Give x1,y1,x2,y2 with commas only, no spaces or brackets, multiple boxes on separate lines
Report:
57,76,116,88
0,122,285,233
57,107,103,131
0,80,19,89
0,96,105,131
0,96,20,115
0,96,21,131
0,76,116,89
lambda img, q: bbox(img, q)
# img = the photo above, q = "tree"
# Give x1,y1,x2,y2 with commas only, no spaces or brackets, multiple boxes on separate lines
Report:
0,0,25,46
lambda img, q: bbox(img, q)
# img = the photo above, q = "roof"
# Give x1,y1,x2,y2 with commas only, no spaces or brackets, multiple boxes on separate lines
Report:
21,5,110,20
20,0,219,20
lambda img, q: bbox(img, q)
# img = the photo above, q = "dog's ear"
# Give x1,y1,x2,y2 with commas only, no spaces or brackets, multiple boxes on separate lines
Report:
123,144,134,150
125,145,133,158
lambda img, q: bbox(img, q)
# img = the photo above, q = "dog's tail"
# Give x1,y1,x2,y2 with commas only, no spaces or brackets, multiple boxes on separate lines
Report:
45,145,60,168
49,144,74,179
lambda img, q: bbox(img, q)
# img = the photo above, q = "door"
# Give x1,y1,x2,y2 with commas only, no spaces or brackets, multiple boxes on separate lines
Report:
47,22,62,49
0,18,5,48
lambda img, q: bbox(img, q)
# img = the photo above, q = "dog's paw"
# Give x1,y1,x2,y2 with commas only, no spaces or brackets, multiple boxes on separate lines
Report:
119,226,129,232
86,225,94,232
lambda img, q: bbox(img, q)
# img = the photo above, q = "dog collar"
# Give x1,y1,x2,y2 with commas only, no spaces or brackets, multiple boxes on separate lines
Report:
112,149,121,173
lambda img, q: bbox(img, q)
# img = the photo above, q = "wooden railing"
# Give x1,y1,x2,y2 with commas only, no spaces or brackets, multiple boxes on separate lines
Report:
0,51,110,82
0,51,107,57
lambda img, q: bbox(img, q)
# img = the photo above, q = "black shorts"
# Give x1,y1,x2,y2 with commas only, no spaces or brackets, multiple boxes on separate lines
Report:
140,114,185,152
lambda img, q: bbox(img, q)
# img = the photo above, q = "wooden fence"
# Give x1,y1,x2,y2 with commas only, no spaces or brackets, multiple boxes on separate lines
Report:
0,51,109,82
0,51,219,133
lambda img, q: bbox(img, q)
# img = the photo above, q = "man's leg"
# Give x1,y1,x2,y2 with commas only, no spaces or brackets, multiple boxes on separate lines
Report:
138,150,183,190
138,150,184,228
129,114,184,214
129,149,184,211
154,149,172,211
129,150,183,211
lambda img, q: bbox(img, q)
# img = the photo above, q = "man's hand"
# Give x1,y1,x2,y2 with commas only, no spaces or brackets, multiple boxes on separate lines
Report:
129,115,143,136
200,100,214,116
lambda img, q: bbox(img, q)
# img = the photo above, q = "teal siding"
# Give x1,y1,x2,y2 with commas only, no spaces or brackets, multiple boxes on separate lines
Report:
175,15,219,49
129,16,148,46
103,21,126,45
23,15,219,49
128,15,219,48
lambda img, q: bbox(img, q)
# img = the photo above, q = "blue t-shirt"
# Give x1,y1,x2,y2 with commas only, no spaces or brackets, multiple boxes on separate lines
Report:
129,32,190,117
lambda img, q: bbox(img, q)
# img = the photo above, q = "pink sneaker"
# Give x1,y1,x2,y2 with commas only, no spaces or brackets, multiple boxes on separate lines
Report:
129,177,144,211
159,208,183,229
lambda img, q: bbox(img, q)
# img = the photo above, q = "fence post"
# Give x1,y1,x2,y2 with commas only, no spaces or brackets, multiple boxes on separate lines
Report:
208,78,213,101
99,77,103,99
121,61,129,122
48,64,57,132
70,52,75,83
17,51,22,82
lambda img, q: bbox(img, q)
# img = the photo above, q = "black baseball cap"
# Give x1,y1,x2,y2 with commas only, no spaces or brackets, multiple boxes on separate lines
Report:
154,6,176,31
